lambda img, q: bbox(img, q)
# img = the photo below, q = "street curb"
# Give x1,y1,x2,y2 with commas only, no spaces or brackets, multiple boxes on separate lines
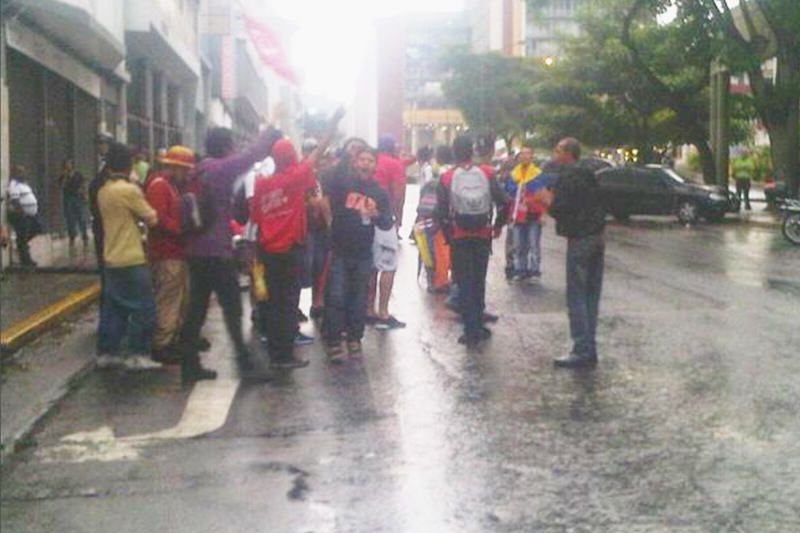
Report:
0,359,96,463
1,283,101,355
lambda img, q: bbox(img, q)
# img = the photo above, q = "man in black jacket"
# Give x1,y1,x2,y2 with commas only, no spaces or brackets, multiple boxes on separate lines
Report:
548,138,606,368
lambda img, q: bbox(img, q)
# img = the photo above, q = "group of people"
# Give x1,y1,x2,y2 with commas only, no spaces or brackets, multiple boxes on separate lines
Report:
89,108,431,381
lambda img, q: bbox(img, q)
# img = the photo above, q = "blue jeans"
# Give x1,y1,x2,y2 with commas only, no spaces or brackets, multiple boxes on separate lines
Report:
324,252,372,342
63,194,88,243
97,265,157,354
566,233,605,359
511,222,542,274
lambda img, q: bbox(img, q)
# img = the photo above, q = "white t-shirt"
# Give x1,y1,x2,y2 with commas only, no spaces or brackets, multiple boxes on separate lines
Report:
8,179,38,216
419,162,435,185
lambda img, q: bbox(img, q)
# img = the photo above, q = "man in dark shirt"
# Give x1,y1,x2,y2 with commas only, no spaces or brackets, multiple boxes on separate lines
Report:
322,147,393,361
548,137,606,368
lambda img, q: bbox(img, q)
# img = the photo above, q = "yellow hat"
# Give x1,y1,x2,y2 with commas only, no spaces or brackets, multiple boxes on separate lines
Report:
158,145,195,168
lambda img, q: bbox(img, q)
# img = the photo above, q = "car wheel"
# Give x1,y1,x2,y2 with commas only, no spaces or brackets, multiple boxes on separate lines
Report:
677,200,699,224
781,213,800,245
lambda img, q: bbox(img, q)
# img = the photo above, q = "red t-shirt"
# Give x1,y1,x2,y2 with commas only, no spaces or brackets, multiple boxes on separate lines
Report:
373,153,406,195
250,160,317,254
440,162,496,241
145,173,184,260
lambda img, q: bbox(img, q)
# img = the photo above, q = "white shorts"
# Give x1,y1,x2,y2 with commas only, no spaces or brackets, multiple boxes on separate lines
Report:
372,226,399,272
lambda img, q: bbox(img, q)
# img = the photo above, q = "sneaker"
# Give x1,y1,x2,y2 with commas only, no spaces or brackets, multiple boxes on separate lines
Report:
375,316,406,330
346,340,363,356
124,355,163,370
96,354,125,369
326,342,347,364
457,334,480,347
271,356,310,369
553,354,597,369
294,332,314,346
182,363,218,382
478,326,492,340
481,312,499,324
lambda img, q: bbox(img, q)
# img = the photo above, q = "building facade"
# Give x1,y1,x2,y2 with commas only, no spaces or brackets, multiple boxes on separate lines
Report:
469,0,527,57
525,0,582,60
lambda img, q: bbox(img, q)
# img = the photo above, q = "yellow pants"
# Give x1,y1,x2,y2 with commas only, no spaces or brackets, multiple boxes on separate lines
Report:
151,259,190,350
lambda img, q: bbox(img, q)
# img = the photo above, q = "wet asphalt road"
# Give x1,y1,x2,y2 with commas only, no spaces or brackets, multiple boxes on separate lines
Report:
2,217,800,532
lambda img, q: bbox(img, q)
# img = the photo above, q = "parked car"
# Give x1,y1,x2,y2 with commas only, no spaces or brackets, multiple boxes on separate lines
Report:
597,165,738,224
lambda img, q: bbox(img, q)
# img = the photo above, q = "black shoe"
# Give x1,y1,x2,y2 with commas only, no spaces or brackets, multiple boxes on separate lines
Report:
458,334,480,347
481,312,499,323
478,327,492,340
375,315,406,330
271,356,310,369
553,354,597,368
181,363,218,382
151,348,182,365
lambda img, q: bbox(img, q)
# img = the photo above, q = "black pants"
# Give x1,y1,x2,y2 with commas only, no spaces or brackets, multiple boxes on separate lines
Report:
8,212,36,265
566,234,605,359
324,252,372,343
259,246,303,361
735,178,751,210
451,239,491,338
179,257,246,356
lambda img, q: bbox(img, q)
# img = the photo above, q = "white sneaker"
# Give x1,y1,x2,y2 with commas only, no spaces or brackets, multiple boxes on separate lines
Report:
124,355,163,370
96,354,125,369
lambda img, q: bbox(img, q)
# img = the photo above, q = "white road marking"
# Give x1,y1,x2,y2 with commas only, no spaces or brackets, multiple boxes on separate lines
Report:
36,379,240,464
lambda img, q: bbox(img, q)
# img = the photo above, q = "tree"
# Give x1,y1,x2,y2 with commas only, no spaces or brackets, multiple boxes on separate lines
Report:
441,51,541,148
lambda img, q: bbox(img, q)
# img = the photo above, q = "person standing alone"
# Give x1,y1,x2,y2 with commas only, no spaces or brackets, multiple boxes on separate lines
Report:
548,138,606,368
6,165,40,267
58,159,89,251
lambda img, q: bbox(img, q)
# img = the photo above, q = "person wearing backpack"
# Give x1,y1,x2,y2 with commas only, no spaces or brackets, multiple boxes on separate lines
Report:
175,125,283,382
144,145,194,364
548,137,606,368
435,135,507,347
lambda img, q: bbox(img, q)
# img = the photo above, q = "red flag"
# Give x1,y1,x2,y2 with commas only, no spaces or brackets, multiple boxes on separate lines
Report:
242,14,299,85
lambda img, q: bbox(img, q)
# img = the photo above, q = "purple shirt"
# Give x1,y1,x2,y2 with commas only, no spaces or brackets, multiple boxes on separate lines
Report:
184,128,281,259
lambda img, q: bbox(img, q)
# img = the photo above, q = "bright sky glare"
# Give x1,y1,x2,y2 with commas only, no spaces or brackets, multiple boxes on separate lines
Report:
245,0,464,104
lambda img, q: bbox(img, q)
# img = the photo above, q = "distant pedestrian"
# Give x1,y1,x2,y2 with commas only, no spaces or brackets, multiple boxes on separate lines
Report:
175,125,283,382
6,165,40,267
250,109,344,369
95,143,160,370
58,159,89,250
366,135,407,330
322,146,393,361
435,135,507,347
548,138,606,368
145,145,194,365
505,145,554,281
417,145,435,185
732,153,753,211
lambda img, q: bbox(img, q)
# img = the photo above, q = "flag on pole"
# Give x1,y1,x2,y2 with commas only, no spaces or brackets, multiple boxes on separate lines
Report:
241,13,299,85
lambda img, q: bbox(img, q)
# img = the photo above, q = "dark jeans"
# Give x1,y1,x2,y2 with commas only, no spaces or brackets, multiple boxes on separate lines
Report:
324,252,372,343
8,211,36,265
735,178,751,210
451,239,491,338
179,257,246,356
566,233,605,359
97,265,157,354
259,246,304,361
63,194,88,242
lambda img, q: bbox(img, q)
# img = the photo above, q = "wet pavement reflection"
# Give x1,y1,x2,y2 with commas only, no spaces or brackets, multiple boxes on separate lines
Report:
3,218,800,531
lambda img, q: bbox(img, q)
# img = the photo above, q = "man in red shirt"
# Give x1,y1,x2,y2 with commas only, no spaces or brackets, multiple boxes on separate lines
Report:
366,135,408,329
250,108,344,368
145,145,195,366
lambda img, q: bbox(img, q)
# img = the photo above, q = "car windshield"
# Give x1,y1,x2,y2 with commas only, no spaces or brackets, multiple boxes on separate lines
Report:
663,168,688,184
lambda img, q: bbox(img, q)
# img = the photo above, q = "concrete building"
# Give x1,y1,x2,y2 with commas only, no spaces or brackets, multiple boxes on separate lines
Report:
124,0,202,156
376,12,471,155
525,0,582,60
1,0,128,244
469,0,527,57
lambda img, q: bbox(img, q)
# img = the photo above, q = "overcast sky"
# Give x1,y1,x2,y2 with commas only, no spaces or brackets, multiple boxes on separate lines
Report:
244,0,465,104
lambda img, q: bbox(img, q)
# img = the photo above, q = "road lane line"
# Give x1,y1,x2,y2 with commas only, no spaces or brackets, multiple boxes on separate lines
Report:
36,379,240,463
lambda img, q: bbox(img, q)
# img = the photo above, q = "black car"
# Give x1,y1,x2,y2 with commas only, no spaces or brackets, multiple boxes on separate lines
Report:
597,165,739,224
